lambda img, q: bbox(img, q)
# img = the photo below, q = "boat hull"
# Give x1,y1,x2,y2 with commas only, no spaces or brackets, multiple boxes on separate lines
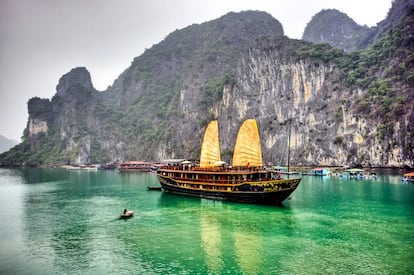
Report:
147,186,162,191
157,174,300,205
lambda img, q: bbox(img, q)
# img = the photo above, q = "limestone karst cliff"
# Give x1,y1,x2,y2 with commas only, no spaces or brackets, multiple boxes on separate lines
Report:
1,5,413,168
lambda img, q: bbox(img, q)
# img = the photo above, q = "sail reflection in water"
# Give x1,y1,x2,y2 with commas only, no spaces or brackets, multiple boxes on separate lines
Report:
200,213,223,273
234,231,261,274
199,201,267,274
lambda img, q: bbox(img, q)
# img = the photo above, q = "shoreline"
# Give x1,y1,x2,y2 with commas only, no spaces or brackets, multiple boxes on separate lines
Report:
0,163,412,173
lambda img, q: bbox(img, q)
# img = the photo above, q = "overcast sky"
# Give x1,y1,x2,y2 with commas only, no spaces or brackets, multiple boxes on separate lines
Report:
0,0,392,141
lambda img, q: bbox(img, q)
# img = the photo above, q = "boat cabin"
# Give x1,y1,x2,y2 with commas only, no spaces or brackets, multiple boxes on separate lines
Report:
119,161,153,172
308,168,331,176
342,168,365,179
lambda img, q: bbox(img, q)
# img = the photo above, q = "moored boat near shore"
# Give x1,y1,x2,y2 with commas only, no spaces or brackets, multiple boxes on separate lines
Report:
342,168,365,179
82,164,99,171
63,164,99,171
99,163,117,170
271,166,300,175
119,161,153,172
147,186,162,191
304,167,331,176
402,172,414,182
157,119,301,205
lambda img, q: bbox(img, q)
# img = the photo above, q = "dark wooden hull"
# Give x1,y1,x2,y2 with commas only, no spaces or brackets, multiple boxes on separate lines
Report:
147,186,162,191
157,174,300,205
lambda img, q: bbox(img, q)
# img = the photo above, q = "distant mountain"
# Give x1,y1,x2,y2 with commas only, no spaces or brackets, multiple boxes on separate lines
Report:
302,0,414,51
1,3,413,168
302,9,371,51
0,135,18,154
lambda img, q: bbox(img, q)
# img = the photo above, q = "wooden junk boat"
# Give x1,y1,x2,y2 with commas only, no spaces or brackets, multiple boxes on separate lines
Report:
157,119,301,205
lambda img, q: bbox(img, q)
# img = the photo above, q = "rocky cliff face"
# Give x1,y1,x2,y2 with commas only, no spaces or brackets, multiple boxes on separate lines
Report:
372,0,414,42
22,68,107,165
1,5,413,168
231,36,413,167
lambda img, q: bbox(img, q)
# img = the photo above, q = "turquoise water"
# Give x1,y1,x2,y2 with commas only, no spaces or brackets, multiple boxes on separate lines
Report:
0,168,413,274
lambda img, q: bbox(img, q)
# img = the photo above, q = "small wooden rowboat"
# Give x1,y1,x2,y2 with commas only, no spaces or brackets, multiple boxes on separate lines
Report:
120,210,134,219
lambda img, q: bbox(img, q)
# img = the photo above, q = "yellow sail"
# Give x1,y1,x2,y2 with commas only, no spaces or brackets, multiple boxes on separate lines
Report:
199,120,221,168
232,119,263,167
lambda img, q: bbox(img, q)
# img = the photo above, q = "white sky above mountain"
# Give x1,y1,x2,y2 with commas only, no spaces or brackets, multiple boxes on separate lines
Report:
0,0,392,141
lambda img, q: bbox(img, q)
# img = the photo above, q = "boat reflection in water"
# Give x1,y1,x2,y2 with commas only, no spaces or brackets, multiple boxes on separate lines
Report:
198,201,264,274
157,119,301,205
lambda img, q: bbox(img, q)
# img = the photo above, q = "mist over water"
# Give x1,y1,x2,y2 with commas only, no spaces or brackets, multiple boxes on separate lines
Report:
0,168,413,274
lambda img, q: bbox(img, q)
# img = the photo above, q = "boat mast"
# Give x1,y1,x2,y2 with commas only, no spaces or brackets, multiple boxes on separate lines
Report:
287,119,291,178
